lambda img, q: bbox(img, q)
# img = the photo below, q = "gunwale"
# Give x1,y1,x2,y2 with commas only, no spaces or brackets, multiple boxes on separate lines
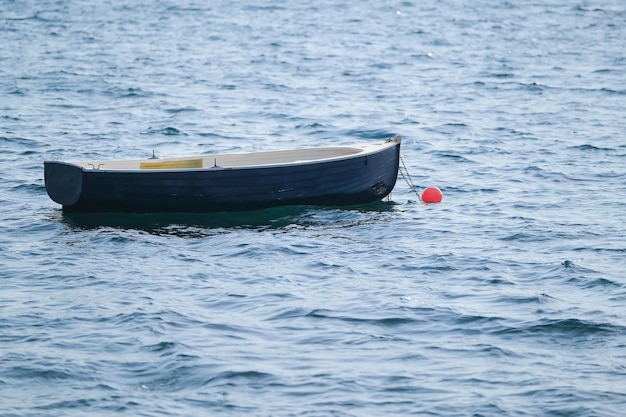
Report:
65,142,392,172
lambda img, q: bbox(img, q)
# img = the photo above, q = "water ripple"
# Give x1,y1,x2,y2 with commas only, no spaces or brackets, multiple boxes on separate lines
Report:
2,0,625,416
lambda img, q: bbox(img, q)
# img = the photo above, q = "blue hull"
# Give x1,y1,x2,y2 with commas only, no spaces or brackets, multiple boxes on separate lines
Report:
45,140,401,213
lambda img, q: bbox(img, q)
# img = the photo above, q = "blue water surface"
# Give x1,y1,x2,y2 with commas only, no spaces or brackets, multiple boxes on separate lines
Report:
1,0,625,416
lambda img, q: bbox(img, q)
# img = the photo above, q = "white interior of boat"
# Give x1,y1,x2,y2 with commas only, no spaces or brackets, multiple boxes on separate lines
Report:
71,140,397,171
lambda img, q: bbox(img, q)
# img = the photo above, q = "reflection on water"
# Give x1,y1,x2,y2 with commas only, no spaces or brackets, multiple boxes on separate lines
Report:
59,201,399,235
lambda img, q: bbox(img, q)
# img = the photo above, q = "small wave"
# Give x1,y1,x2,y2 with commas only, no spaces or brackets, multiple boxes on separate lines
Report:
499,232,549,243
574,5,607,12
305,308,422,327
569,144,615,152
341,129,399,140
4,12,57,22
497,318,621,338
142,127,187,136
520,81,546,91
104,310,204,331
196,132,231,139
165,106,200,114
135,363,225,393
4,365,78,382
294,121,332,132
581,277,624,289
598,87,626,95
434,152,472,162
452,313,504,330
143,341,179,353
521,165,586,183
531,318,619,335
560,260,602,275
493,293,557,304
204,370,275,386
106,86,155,98
564,85,626,96
1,136,42,148
492,72,515,78
12,183,46,194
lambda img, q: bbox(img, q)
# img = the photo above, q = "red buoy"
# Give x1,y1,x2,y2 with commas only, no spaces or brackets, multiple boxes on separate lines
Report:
422,186,443,203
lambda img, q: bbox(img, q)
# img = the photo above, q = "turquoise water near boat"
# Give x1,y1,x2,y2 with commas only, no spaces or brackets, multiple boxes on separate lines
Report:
1,0,625,415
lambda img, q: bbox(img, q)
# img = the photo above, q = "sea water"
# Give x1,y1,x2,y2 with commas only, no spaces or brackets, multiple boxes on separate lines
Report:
1,0,625,415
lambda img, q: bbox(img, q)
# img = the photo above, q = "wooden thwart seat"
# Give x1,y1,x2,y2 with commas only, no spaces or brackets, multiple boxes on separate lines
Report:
139,159,203,170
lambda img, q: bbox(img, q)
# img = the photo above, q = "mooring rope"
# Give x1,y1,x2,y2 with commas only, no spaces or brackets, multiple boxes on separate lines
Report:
399,155,422,201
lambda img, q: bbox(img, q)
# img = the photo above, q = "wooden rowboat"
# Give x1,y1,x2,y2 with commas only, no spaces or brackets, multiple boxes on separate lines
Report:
44,136,401,213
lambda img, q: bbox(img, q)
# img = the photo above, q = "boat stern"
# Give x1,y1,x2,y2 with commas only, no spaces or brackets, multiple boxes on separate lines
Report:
44,161,83,206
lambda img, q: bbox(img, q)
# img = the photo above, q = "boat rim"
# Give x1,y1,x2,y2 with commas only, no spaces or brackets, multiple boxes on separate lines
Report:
45,137,401,173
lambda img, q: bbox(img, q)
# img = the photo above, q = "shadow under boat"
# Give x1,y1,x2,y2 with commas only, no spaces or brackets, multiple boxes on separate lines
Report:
59,200,399,233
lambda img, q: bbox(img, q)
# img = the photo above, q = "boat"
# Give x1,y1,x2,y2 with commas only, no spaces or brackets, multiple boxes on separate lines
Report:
44,136,401,213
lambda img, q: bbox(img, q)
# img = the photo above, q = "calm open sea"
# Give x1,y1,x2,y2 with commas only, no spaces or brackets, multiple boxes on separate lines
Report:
2,0,625,415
